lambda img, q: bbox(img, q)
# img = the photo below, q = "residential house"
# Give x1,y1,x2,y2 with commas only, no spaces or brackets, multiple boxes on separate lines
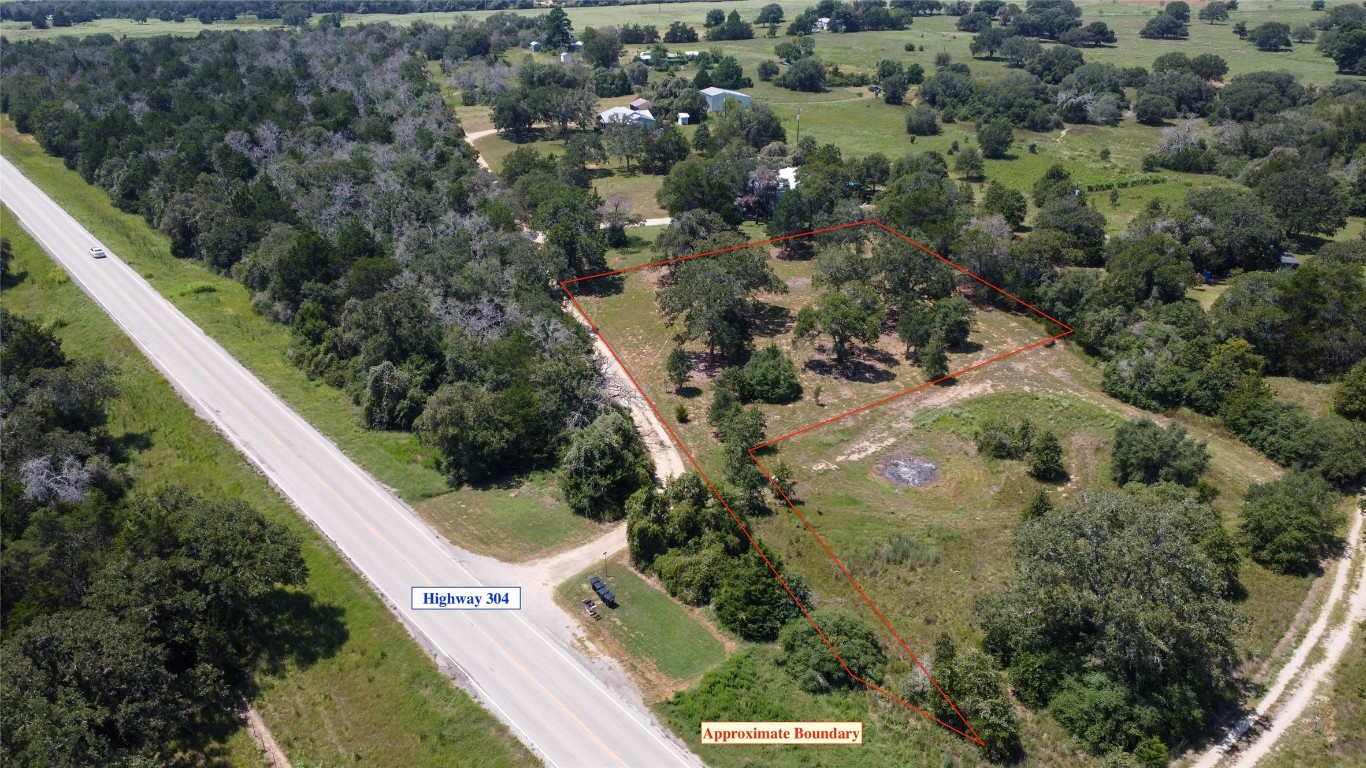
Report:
599,106,657,129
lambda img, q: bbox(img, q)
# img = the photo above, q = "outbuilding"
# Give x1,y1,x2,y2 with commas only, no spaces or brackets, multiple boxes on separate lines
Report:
699,87,752,112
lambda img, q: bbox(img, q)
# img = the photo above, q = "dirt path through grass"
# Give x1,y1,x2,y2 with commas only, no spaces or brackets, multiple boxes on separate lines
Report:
1187,495,1366,768
464,128,497,170
240,700,293,768
583,312,688,483
523,521,629,590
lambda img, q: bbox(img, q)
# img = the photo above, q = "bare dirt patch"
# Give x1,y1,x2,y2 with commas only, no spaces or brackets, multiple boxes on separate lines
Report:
836,433,896,463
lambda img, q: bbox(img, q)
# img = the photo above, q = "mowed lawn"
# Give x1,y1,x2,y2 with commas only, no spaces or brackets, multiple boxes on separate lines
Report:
1,206,536,768
416,471,605,563
556,562,726,687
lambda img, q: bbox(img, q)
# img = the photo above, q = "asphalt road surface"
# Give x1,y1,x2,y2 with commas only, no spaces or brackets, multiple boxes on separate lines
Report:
2,157,702,768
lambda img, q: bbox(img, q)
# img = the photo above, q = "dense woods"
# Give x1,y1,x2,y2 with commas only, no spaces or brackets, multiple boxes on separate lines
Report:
1,26,633,496
0,309,313,766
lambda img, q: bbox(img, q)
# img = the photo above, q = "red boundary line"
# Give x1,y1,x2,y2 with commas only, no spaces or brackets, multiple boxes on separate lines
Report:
561,219,1074,748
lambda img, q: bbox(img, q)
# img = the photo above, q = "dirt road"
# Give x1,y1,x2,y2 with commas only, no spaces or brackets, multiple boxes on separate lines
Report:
463,128,496,170
1187,495,1365,768
464,126,682,483
582,316,687,484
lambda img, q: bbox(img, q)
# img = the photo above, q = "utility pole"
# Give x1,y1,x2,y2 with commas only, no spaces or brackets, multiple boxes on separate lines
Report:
796,109,801,144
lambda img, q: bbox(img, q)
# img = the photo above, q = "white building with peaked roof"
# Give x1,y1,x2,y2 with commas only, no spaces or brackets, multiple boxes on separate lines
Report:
699,87,752,112
599,106,657,129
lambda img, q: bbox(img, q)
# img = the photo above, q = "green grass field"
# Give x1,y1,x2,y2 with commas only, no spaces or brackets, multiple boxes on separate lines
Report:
435,0,1361,252
417,471,604,562
556,561,727,687
1,205,536,768
6,0,1344,94
436,0,1354,241
0,0,1338,80
0,116,594,562
474,0,1359,242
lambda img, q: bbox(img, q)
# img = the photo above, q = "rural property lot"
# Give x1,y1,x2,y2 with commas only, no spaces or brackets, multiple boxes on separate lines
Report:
563,219,1070,744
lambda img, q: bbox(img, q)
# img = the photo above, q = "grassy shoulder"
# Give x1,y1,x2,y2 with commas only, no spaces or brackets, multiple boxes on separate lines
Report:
0,115,597,562
555,560,728,698
417,471,604,563
2,204,536,768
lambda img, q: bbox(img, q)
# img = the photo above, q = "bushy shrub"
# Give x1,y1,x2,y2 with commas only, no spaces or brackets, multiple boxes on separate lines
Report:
1334,358,1366,419
714,552,806,640
1111,418,1209,487
1240,472,1345,575
1029,430,1067,482
905,104,942,136
975,417,1035,459
733,344,803,403
778,610,886,692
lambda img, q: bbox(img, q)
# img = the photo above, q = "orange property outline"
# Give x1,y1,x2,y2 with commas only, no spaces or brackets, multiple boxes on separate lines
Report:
561,219,1074,748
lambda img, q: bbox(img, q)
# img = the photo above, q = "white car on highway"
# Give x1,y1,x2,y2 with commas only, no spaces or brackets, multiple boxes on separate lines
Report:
88,246,107,259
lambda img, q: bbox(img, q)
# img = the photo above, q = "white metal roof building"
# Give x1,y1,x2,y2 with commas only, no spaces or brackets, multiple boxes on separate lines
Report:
699,87,752,112
599,106,657,129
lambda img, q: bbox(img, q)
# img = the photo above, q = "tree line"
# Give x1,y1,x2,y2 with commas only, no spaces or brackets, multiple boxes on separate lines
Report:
0,0,752,26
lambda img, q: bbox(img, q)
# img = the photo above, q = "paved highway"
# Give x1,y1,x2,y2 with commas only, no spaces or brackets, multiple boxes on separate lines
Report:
1,156,702,768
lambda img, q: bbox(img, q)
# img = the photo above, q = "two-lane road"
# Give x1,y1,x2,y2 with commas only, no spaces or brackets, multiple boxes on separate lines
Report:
1,156,701,768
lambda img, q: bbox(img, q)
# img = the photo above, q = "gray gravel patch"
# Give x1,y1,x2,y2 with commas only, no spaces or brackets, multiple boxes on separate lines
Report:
877,455,939,487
